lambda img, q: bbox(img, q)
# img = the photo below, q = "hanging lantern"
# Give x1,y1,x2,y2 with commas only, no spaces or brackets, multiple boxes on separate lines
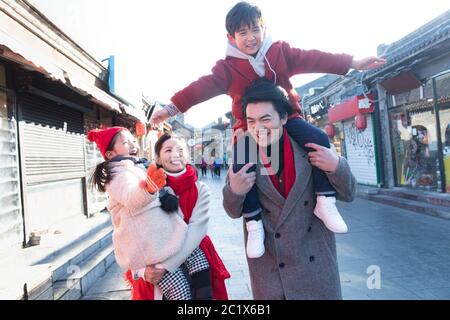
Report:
325,124,335,138
135,121,146,137
355,114,367,131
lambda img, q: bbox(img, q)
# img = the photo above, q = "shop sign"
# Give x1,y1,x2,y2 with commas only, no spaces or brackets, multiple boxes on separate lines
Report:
358,97,371,110
310,100,330,117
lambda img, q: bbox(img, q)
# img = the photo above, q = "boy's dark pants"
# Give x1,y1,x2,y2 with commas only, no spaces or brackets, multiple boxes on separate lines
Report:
232,117,337,219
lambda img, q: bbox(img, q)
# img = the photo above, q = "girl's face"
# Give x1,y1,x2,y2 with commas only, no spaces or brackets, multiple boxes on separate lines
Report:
228,22,265,56
157,138,188,173
106,130,139,160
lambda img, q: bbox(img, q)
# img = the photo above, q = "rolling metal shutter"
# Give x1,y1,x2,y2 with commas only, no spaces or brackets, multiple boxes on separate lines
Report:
343,114,378,186
0,92,23,250
19,94,85,185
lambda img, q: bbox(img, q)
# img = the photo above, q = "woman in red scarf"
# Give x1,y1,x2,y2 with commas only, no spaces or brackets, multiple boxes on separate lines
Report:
125,133,230,300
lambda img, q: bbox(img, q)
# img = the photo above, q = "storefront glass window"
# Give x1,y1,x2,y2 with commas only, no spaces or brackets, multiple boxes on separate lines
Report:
436,72,450,101
392,87,421,107
436,72,450,193
308,114,344,157
333,122,345,157
440,106,450,193
423,78,433,100
390,104,440,191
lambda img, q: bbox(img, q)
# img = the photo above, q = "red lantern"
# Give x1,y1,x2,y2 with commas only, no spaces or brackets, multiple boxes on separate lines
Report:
355,114,367,131
135,121,146,137
325,124,335,138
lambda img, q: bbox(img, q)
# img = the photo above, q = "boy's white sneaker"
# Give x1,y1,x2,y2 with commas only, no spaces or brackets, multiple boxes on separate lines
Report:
314,196,348,233
246,220,265,258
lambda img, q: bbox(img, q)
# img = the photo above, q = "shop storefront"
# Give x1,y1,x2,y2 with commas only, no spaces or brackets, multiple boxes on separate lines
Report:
328,95,380,186
389,71,450,193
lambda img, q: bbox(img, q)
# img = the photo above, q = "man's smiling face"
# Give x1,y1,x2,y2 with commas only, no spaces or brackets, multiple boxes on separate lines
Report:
246,101,287,147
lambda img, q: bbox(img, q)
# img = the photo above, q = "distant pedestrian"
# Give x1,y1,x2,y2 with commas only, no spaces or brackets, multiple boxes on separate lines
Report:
214,156,223,177
200,157,208,177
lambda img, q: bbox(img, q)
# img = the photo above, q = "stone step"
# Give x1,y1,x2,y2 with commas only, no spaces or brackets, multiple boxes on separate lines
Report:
53,243,115,300
29,213,112,267
0,212,114,300
50,227,112,282
377,187,450,207
53,278,81,300
369,194,450,220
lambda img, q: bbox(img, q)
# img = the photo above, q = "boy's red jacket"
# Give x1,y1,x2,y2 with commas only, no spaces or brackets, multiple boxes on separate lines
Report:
171,41,353,131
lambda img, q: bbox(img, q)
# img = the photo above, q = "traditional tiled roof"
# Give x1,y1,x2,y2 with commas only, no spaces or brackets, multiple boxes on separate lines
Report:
363,10,450,83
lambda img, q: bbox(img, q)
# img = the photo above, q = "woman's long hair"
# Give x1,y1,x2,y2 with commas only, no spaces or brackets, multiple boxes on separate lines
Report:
89,131,122,193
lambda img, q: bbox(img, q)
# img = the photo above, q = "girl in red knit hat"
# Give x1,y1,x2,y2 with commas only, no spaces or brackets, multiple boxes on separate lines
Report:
87,127,224,299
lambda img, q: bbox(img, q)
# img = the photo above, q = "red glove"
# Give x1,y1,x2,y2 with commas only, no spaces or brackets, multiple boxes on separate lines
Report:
145,163,166,193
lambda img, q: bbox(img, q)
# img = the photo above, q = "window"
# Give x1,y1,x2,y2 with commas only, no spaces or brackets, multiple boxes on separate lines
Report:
390,105,440,191
436,72,450,193
436,72,450,101
392,86,421,107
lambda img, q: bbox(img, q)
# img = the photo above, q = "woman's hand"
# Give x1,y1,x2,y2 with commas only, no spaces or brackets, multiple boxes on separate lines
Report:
305,143,340,173
143,265,167,284
228,163,256,195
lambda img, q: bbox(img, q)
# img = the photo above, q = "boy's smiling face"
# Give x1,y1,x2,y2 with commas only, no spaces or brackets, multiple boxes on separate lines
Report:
228,22,265,56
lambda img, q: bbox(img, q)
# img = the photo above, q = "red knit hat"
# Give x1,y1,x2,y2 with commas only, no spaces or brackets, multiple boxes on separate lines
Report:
87,127,124,159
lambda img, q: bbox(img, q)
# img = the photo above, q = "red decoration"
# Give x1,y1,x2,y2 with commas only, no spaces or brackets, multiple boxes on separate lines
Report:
355,114,367,131
328,94,374,123
135,122,146,137
325,124,335,138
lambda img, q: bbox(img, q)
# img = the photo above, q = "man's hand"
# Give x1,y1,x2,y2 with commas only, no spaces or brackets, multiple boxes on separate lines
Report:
150,109,170,128
228,163,256,195
305,143,339,173
146,163,166,193
143,265,167,284
351,56,386,70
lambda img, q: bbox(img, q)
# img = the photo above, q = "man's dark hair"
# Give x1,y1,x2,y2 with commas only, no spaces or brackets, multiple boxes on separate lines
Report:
242,78,293,119
226,1,264,36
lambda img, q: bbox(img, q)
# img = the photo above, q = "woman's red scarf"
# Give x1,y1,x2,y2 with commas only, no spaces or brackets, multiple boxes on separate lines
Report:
259,129,296,198
125,164,230,300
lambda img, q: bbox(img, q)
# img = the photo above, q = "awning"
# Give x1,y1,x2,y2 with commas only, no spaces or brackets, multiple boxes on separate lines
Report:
0,4,124,114
379,71,422,95
121,104,147,123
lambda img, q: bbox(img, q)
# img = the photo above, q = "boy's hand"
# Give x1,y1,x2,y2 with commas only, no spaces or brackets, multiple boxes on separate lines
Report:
351,57,386,70
305,143,339,173
146,163,166,193
150,109,170,128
